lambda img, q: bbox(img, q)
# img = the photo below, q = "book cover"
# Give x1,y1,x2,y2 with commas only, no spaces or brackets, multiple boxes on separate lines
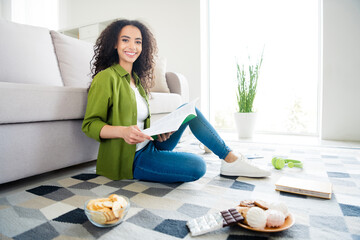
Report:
275,176,332,199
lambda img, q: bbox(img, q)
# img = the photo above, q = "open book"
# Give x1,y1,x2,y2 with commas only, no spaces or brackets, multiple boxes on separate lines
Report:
143,98,198,137
275,176,332,199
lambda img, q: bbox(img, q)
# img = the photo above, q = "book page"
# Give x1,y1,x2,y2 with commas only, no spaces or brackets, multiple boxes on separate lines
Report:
142,98,198,137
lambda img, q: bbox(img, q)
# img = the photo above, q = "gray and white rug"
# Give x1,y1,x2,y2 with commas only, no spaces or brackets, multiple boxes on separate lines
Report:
1,137,360,240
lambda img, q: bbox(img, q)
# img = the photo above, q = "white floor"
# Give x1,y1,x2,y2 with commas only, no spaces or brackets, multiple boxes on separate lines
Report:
1,131,359,198
219,131,360,149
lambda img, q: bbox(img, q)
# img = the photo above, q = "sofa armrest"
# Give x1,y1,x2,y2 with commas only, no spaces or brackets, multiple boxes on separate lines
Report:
165,72,189,103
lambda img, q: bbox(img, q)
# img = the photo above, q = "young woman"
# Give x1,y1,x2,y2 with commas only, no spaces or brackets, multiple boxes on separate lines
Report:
82,19,270,183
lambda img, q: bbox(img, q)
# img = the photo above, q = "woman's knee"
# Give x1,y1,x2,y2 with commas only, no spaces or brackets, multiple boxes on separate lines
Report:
189,155,206,181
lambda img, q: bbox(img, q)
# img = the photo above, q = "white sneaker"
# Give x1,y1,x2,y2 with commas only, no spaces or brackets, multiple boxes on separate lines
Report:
220,154,271,177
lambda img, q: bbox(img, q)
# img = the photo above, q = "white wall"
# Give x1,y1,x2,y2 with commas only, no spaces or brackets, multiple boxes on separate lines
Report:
58,0,201,105
322,0,360,141
0,0,12,20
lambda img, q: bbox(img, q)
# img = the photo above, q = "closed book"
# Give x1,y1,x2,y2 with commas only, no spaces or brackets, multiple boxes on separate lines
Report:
275,176,332,199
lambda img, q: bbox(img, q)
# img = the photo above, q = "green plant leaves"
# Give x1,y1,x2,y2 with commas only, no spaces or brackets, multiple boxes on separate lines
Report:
236,50,263,113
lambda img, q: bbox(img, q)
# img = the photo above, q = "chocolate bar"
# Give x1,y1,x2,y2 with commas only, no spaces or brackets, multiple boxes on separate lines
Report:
186,208,244,236
221,208,244,227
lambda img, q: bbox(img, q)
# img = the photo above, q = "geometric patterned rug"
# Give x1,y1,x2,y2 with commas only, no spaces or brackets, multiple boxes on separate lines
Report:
1,137,360,240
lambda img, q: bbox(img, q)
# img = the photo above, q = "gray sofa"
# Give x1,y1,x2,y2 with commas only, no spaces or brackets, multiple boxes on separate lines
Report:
0,20,189,184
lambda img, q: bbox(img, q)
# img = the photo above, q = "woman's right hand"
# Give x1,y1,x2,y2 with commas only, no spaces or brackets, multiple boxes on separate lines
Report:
120,125,153,145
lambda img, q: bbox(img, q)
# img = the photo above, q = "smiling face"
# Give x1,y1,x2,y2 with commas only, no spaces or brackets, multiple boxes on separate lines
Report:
115,25,142,70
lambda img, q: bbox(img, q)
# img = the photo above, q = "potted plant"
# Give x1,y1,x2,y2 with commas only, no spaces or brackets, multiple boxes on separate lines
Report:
234,51,263,138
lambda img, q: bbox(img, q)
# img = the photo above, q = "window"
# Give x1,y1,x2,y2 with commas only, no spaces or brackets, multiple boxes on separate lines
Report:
11,0,59,30
209,0,319,135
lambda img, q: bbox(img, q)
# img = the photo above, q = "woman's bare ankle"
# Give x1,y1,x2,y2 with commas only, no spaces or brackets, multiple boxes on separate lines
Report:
224,151,238,163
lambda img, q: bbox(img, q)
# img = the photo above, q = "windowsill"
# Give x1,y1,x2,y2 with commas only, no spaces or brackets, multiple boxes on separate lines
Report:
217,130,360,149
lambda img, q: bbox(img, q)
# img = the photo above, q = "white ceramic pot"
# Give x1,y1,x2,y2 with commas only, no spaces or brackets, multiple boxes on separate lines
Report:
234,112,257,139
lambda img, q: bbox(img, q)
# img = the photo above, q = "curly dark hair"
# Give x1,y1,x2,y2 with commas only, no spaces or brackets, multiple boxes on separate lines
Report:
90,19,157,93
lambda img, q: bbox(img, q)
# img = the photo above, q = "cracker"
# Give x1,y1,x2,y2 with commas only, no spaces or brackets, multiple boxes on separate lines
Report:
254,200,269,210
239,200,255,208
236,207,250,225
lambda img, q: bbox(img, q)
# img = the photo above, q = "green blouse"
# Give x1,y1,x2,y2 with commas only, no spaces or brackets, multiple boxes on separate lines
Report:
82,64,151,180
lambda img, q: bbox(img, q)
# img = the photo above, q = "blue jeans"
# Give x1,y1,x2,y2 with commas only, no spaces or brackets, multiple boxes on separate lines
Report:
133,107,232,183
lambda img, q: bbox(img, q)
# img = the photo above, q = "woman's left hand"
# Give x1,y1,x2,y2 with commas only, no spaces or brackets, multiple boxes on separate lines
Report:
156,132,174,142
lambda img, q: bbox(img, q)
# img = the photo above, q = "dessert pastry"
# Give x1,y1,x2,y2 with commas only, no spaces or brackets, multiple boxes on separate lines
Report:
245,207,267,229
266,210,285,228
269,202,289,217
237,199,290,230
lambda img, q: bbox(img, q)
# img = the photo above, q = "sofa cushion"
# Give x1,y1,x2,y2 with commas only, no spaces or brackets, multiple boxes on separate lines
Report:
0,82,88,124
50,31,94,88
0,20,63,86
148,92,182,114
150,57,170,93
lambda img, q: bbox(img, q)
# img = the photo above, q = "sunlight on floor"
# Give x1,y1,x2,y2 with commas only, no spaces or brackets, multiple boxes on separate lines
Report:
217,130,360,149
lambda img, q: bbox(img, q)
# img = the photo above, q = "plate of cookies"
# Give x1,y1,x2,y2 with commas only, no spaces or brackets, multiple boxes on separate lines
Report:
236,200,295,232
84,194,130,227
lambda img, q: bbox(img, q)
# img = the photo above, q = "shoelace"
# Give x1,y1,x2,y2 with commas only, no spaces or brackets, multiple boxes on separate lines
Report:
239,154,257,166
